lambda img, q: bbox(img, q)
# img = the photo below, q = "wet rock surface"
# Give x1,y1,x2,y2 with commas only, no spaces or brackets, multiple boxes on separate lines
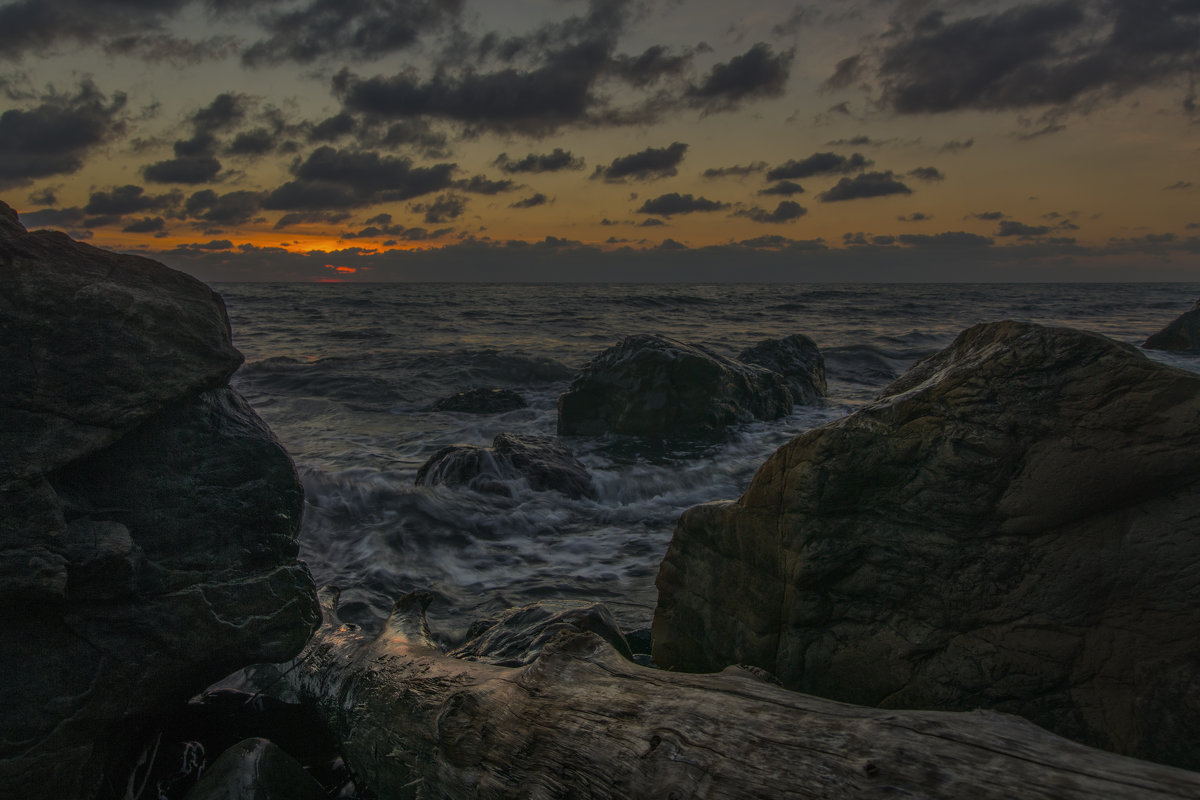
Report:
557,334,793,436
736,333,826,404
1144,298,1200,351
0,201,318,799
416,432,596,500
431,386,529,413
654,320,1200,769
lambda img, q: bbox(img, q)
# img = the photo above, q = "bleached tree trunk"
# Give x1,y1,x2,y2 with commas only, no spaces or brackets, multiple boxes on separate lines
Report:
282,590,1200,799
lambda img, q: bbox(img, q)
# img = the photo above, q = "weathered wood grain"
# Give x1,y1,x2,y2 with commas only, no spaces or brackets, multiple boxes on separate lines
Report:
282,589,1200,799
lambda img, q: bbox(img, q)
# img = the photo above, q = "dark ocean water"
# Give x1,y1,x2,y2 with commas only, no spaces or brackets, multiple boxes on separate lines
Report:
215,282,1200,643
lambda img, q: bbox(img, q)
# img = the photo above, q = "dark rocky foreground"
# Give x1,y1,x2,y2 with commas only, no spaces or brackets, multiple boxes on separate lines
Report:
654,320,1200,769
0,201,318,798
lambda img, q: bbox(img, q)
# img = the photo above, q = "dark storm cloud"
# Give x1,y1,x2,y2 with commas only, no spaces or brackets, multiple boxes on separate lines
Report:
511,193,549,209
822,54,863,91
273,210,353,229
593,142,688,182
968,211,1006,220
411,193,466,223
102,33,240,66
0,0,190,60
898,212,931,221
84,184,179,215
142,155,222,184
765,152,871,181
227,127,279,156
455,175,515,194
819,171,913,202
635,193,728,216
907,166,944,181
242,0,465,66
609,45,694,87
191,92,248,132
997,220,1053,237
28,186,57,205
898,231,994,247
639,218,666,227
185,189,266,224
1165,181,1193,190
495,148,585,174
759,180,805,197
0,80,126,189
702,162,767,179
686,43,793,111
122,216,166,233
173,239,235,252
849,0,1200,114
262,146,456,210
734,200,807,223
19,206,86,228
310,112,357,142
826,135,877,146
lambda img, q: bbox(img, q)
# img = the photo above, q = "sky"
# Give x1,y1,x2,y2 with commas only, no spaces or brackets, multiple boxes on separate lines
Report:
2,0,1198,282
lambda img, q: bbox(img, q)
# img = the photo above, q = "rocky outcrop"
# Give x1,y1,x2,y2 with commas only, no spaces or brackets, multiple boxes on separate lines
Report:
416,433,596,500
557,334,793,436
182,739,326,800
450,601,633,666
0,202,319,799
736,333,826,404
1144,298,1200,351
653,320,1200,769
432,387,528,413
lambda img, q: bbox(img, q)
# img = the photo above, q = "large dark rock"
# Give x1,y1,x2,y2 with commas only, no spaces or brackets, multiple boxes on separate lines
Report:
557,334,793,436
0,202,319,799
431,386,528,413
1143,298,1200,351
450,600,634,666
653,320,1200,768
416,433,595,500
736,333,826,404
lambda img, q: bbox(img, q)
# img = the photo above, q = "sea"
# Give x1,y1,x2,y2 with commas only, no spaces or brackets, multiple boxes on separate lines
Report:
214,282,1200,644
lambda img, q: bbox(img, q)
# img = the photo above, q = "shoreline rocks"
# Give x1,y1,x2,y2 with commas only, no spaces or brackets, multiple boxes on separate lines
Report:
1144,298,1200,351
736,333,826,404
653,320,1200,768
557,334,793,436
416,432,596,500
431,387,529,413
0,201,319,799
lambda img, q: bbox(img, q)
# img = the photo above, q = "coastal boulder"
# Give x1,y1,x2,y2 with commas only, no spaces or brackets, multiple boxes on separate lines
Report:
653,320,1200,768
736,333,827,404
432,387,528,413
416,433,596,500
1143,298,1200,351
557,334,793,436
0,202,319,799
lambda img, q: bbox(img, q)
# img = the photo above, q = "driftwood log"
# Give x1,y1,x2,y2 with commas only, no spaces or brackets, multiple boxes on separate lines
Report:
280,589,1200,799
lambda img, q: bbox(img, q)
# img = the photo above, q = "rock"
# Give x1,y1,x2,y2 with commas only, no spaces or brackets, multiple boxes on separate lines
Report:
432,387,528,413
182,738,326,800
0,201,318,799
416,433,596,500
1143,298,1200,351
557,334,793,436
736,333,826,404
653,320,1200,769
449,600,634,666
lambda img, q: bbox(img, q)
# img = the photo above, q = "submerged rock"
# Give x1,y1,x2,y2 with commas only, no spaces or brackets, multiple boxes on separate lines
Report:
416,432,596,500
736,333,826,404
1143,298,1200,351
432,386,528,413
653,320,1200,768
0,201,318,799
450,600,634,666
557,334,793,436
